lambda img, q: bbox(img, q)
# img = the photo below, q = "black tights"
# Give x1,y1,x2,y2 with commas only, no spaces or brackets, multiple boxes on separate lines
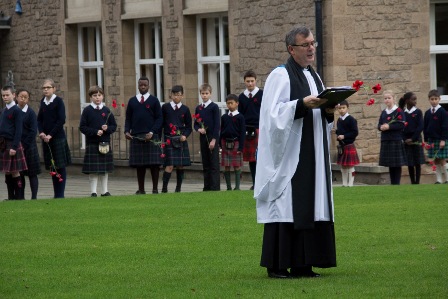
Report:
389,167,402,185
136,166,160,192
408,165,421,184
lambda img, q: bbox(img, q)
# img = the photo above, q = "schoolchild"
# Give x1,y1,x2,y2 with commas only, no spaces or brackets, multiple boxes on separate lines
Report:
125,76,163,194
378,90,407,185
16,89,41,199
220,94,246,190
0,85,27,199
193,83,220,191
238,71,263,190
398,92,425,184
161,85,192,193
335,100,359,187
79,85,117,197
37,79,71,198
423,89,448,184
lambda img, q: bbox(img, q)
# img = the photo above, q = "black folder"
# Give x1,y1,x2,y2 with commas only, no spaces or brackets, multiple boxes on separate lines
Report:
317,87,357,108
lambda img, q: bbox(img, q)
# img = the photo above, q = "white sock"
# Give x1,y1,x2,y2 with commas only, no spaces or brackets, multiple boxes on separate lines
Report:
341,168,348,186
89,174,98,194
435,165,443,183
443,165,448,182
348,167,355,187
99,173,109,194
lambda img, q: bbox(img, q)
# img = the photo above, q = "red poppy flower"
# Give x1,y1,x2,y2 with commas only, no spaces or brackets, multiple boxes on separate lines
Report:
352,80,364,91
112,99,117,108
102,113,106,117
146,104,150,109
397,115,402,120
366,99,375,106
121,103,125,107
8,115,13,119
432,165,437,171
404,122,408,126
166,139,171,145
434,116,438,120
160,153,166,158
387,116,391,121
161,143,166,148
396,107,402,112
58,178,64,182
412,114,416,118
372,83,382,94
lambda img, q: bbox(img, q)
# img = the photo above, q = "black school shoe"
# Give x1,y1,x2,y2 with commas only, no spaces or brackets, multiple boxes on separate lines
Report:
101,192,111,196
91,193,97,197
290,267,321,278
267,269,291,279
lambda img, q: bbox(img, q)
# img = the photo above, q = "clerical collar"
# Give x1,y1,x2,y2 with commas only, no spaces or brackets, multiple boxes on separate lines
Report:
90,103,104,109
44,94,56,105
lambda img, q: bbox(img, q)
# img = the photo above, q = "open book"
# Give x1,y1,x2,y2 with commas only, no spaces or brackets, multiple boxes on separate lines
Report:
317,86,357,108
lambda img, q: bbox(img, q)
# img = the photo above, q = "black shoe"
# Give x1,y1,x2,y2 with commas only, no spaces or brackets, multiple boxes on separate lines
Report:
135,190,146,195
161,188,168,193
290,267,321,278
435,182,441,184
152,189,158,194
267,269,291,279
101,192,111,196
91,193,97,197
250,185,254,190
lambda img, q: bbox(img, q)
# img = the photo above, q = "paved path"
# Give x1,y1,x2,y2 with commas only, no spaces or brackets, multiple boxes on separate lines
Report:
4,173,254,200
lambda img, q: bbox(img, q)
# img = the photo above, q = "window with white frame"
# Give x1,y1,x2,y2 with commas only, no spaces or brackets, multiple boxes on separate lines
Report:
196,14,230,113
78,24,104,110
135,20,164,101
430,0,448,103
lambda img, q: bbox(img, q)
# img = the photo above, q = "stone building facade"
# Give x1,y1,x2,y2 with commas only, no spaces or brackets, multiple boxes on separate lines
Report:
0,0,445,183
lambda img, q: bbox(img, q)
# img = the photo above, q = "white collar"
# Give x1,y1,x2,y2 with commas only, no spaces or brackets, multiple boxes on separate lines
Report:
228,110,239,116
385,105,398,114
171,101,183,109
137,93,149,100
90,102,104,110
6,101,16,109
339,113,350,120
21,104,29,112
404,106,417,113
430,104,441,112
44,94,56,105
202,100,212,108
244,87,259,97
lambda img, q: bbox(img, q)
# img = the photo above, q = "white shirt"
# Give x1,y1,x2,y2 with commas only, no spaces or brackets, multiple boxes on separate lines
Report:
44,94,56,105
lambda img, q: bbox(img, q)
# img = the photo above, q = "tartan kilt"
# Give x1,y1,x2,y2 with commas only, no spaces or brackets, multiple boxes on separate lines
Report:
404,143,425,166
337,143,360,167
243,129,259,162
163,136,191,167
0,141,28,173
221,139,243,167
426,138,448,159
82,143,114,174
42,138,72,170
22,143,42,176
129,138,163,167
379,140,407,167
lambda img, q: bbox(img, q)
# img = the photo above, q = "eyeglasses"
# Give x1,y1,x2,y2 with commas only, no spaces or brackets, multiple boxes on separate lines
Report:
291,41,318,48
42,86,53,90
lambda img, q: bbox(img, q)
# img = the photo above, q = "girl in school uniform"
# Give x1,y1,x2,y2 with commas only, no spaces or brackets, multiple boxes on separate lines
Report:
79,85,117,197
17,89,41,199
1,86,27,199
398,92,425,184
37,79,71,198
378,90,407,185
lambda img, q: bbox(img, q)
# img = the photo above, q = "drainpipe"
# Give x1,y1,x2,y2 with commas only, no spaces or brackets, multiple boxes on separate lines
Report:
315,0,324,80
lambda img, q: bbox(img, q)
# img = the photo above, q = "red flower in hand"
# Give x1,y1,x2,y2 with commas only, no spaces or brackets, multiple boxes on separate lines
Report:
397,115,402,120
160,153,166,158
404,122,408,127
166,139,171,145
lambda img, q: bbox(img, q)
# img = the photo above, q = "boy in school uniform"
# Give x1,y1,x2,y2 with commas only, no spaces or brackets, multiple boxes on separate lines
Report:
423,89,448,183
125,76,163,194
238,71,263,190
161,85,192,193
193,83,221,191
335,100,359,187
0,85,27,199
220,94,246,190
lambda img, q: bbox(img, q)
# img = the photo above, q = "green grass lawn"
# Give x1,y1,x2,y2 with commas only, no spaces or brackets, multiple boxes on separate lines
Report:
0,185,447,298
